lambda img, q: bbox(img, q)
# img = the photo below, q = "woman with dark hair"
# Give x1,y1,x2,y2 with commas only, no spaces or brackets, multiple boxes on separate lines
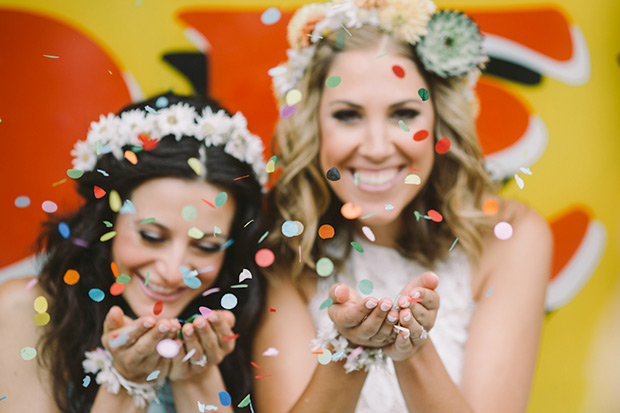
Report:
0,92,266,412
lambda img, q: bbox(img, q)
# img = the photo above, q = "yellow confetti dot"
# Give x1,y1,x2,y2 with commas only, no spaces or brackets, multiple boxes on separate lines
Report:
285,89,302,106
187,157,202,176
266,159,275,173
188,227,204,239
100,231,117,242
33,296,48,313
33,312,50,326
109,190,121,212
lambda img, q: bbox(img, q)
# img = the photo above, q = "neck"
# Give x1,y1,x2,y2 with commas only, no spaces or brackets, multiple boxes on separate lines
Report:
355,216,403,248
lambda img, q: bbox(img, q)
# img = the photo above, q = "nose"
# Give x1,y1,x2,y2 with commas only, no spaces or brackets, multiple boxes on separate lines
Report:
357,117,396,162
154,243,192,286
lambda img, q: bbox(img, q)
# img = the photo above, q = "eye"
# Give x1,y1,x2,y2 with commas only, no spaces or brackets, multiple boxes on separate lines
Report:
392,108,419,120
194,242,222,253
139,230,164,244
332,109,361,123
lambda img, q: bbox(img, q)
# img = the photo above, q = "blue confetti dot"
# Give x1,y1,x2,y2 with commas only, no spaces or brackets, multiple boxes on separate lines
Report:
221,293,238,310
58,222,70,239
15,196,30,208
281,220,298,237
155,96,169,108
218,391,232,406
146,370,160,381
261,7,281,25
183,275,202,289
82,376,91,388
88,288,105,302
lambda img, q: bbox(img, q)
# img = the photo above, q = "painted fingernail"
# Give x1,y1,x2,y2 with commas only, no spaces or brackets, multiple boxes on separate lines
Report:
365,300,378,309
195,318,207,329
400,300,410,308
387,314,397,323
404,330,410,340
209,313,219,323
411,291,421,299
143,320,154,328
158,323,170,333
429,272,439,280
380,302,391,312
402,311,412,322
184,326,194,337
334,285,341,296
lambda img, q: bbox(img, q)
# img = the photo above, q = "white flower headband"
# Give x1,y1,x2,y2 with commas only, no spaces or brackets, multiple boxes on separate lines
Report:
270,0,488,103
71,102,268,187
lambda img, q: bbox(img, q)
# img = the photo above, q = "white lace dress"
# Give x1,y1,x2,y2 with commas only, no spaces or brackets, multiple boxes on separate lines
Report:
308,238,477,412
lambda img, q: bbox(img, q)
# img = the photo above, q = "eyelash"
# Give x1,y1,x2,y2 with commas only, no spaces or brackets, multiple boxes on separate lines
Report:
332,108,419,123
139,230,222,253
392,109,419,120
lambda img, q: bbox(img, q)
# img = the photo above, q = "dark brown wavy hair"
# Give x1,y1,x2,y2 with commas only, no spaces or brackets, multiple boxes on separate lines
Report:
36,92,265,412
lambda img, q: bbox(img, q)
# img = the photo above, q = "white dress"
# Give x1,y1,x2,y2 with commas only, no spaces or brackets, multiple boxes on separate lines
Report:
308,237,477,412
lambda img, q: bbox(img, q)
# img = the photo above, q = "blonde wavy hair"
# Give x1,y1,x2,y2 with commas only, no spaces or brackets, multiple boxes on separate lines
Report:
268,26,498,282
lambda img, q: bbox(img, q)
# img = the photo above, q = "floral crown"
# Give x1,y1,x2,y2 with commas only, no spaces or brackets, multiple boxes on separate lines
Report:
270,0,487,103
71,102,268,187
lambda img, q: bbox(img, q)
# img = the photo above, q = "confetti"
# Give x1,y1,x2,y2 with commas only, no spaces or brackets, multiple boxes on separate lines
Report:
358,279,373,295
385,204,394,210
413,129,429,141
261,7,281,25
145,105,159,115
199,306,213,319
325,76,342,88
250,361,263,370
0,396,5,401
514,174,524,189
155,96,169,108
58,222,70,239
393,325,409,334
34,296,48,313
404,174,421,185
100,231,117,242
52,178,67,187
255,248,275,267
222,333,239,340
486,286,494,297
268,66,287,77
361,226,375,242
266,159,276,174
182,348,196,362
221,293,238,310
14,196,30,208
398,120,410,132
341,202,362,219
220,239,234,250
97,169,109,176
239,268,252,283
119,199,136,214
326,167,341,181
258,231,269,244
33,313,50,326
285,89,302,106
427,209,443,222
280,105,296,118
43,54,59,58
182,205,198,221
317,349,332,365
66,169,84,179
449,237,459,252
42,201,58,213
376,52,389,59
103,221,113,228
156,339,180,358
124,150,138,165
144,272,150,285
182,266,201,289
347,346,363,363
234,174,250,181
319,298,333,310
282,220,304,237
25,278,38,290
146,370,160,381
482,199,498,215
262,347,279,357
82,376,91,387
153,301,163,316
20,346,37,360
110,282,124,296
494,222,513,240
392,65,405,78
316,257,334,277
93,186,106,199
109,190,121,212
109,332,129,348
219,391,232,406
418,88,430,101
351,241,364,253
435,138,451,154
238,394,252,409
520,167,533,175
88,288,105,302
187,157,202,175
353,172,360,186
188,227,205,239
215,192,228,207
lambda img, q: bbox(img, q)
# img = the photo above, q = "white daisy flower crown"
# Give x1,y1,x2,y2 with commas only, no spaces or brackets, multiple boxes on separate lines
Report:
71,102,268,188
270,0,488,103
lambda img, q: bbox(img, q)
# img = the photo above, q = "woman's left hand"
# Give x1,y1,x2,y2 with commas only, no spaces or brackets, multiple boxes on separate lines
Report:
167,310,236,382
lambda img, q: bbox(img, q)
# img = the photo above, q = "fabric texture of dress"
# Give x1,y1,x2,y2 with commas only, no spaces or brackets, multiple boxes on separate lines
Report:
308,237,477,412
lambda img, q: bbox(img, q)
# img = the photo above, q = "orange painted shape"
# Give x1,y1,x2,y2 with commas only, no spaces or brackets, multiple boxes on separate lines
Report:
468,8,573,61
548,207,591,281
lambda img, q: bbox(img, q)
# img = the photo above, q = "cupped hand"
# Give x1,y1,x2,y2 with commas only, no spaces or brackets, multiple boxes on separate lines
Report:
327,283,399,348
393,271,440,332
168,310,236,382
101,306,179,382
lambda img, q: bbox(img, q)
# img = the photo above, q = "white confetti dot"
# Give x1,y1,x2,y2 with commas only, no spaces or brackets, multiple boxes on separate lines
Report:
361,226,375,242
156,339,180,358
42,200,58,213
494,221,513,240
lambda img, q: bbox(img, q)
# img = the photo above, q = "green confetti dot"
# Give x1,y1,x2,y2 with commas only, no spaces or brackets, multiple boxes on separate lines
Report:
258,230,269,244
325,76,342,88
317,349,332,365
351,241,364,253
103,220,113,228
141,217,155,224
238,394,251,408
66,169,84,179
358,279,374,295
181,205,197,221
398,120,410,132
215,192,228,207
116,274,132,284
316,257,334,277
100,231,117,242
418,88,430,101
319,298,333,310
20,346,37,361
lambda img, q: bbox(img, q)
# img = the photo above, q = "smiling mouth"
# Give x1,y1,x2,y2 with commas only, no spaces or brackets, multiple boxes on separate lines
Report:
351,167,402,188
136,274,186,296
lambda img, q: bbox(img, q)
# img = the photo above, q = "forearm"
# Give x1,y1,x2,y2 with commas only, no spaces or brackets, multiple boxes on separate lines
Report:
169,367,233,413
91,385,146,413
289,360,368,413
393,340,474,413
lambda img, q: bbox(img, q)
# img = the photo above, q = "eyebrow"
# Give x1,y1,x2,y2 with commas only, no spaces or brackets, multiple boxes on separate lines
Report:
135,219,228,240
328,99,421,109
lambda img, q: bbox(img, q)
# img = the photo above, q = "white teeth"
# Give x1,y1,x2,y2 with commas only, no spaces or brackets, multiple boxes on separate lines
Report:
355,168,399,186
146,282,178,295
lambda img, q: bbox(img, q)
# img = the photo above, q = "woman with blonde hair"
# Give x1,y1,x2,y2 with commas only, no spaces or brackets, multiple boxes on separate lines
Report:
253,1,552,411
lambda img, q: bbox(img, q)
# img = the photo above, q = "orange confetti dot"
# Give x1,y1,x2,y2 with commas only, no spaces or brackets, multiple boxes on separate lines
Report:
124,150,138,165
427,209,443,222
341,202,362,220
94,186,106,199
110,282,124,296
482,199,499,215
111,262,119,278
63,269,80,285
318,224,335,239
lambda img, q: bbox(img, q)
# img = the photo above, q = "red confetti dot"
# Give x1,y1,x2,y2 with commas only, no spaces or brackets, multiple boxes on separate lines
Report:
435,137,451,154
110,282,124,296
255,249,275,268
153,301,163,316
250,361,263,370
268,307,276,312
201,198,216,208
413,130,429,141
427,209,443,222
392,65,405,78
94,186,106,199
222,333,240,341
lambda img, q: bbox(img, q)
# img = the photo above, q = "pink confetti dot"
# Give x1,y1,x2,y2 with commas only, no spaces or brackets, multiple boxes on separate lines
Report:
494,222,513,240
156,339,180,359
255,248,275,268
42,200,58,213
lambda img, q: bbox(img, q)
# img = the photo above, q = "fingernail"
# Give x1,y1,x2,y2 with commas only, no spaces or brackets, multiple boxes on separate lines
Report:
411,291,421,299
158,324,170,333
387,314,397,323
195,318,207,328
209,313,219,323
365,300,377,309
143,320,154,328
404,330,410,340
334,285,341,296
430,272,438,280
400,300,410,308
184,326,194,337
403,311,412,322
380,302,391,312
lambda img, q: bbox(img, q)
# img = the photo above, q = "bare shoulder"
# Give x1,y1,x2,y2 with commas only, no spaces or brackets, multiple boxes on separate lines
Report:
0,277,58,411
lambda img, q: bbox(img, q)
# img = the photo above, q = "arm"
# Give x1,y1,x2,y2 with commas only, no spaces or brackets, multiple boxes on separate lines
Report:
252,275,368,413
393,203,553,412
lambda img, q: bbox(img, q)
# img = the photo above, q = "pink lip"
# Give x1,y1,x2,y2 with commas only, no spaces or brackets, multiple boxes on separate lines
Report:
350,167,406,193
136,274,187,302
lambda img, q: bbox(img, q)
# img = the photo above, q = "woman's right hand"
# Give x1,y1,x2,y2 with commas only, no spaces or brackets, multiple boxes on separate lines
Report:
101,306,179,382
